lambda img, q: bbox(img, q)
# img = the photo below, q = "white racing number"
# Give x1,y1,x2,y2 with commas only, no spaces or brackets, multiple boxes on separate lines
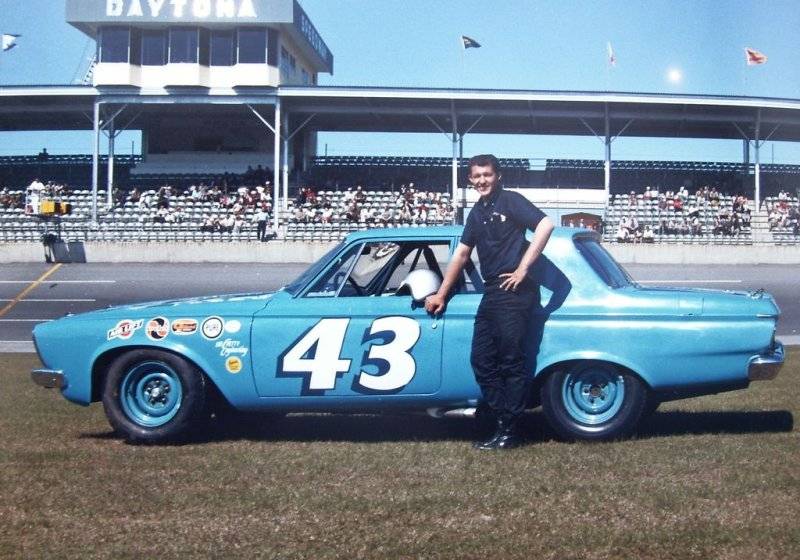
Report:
281,318,351,391
359,316,420,391
280,316,421,393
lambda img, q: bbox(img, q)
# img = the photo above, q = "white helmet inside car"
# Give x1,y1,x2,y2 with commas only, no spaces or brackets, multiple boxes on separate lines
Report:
397,269,442,301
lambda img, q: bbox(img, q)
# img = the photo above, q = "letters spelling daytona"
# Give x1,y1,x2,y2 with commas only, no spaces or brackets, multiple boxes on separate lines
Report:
106,0,258,19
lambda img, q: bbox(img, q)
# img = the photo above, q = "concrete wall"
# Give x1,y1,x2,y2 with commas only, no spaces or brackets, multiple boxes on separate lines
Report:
2,241,800,264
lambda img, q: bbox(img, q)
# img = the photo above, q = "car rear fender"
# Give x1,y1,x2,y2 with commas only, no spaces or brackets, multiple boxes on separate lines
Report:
534,351,653,389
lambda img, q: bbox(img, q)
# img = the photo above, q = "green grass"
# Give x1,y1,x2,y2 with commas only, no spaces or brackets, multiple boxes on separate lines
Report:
1,351,798,559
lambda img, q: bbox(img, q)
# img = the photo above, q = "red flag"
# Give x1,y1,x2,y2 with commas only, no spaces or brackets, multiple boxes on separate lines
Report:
745,47,767,65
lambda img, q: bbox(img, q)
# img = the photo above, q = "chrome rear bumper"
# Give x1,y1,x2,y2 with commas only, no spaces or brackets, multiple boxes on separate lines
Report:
31,368,66,389
748,342,784,381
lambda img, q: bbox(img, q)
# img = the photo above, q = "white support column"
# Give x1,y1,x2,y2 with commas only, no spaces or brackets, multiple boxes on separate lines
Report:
273,98,282,234
754,108,762,211
604,105,611,199
451,135,459,223
91,100,100,225
450,101,459,224
107,118,115,210
282,109,289,209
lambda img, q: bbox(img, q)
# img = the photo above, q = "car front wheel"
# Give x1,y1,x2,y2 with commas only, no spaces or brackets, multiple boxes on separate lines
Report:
102,349,206,443
541,361,646,441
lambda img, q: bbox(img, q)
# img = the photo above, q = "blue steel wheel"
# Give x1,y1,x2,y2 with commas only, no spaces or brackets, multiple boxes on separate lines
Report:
120,362,183,428
102,349,206,443
541,361,646,441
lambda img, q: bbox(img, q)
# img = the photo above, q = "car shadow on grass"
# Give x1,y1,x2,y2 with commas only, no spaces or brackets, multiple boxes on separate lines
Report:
79,409,793,445
636,409,794,439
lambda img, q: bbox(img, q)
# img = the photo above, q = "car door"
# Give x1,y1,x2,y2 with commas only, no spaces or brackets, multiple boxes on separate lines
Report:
250,239,451,398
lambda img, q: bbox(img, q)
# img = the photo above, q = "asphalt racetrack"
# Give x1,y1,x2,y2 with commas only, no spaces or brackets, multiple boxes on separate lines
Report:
1,261,798,350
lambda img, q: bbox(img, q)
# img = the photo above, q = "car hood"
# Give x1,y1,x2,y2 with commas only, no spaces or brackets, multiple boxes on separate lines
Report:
56,292,277,322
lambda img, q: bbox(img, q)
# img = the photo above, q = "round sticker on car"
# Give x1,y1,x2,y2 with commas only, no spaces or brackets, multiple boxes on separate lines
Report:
202,316,224,340
224,320,242,334
146,317,169,341
225,356,243,374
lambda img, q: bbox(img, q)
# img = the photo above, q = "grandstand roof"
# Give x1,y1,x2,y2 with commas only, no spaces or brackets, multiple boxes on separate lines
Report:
2,85,800,142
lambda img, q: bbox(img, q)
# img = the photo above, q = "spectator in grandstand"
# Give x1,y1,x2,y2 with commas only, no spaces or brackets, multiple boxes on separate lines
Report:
200,214,218,233
232,215,246,235
788,206,800,234
673,196,684,212
254,205,270,241
708,187,720,207
733,195,751,226
642,225,655,243
690,215,703,236
354,185,367,204
768,206,786,230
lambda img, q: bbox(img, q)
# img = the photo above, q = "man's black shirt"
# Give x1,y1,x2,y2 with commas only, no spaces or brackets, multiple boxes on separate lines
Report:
461,188,546,284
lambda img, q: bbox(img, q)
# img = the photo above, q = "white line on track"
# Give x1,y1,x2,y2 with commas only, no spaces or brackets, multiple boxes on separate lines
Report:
637,280,743,284
0,299,96,302
0,280,115,284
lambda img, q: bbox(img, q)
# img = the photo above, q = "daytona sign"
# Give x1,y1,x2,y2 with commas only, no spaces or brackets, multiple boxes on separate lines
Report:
105,0,258,19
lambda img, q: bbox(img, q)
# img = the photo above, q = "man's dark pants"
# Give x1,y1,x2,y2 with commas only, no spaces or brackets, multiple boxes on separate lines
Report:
470,281,536,426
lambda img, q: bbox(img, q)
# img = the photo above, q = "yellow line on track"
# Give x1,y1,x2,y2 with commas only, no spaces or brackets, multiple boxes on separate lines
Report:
0,264,62,318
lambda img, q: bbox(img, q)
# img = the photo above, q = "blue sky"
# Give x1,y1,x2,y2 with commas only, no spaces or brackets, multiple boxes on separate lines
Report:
1,0,799,161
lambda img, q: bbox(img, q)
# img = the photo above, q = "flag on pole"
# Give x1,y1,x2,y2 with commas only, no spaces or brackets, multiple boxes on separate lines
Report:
607,42,616,67
745,47,767,65
2,34,19,52
461,35,481,49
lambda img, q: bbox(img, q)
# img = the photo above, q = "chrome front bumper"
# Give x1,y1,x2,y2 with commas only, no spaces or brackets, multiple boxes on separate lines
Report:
748,342,785,381
31,368,66,389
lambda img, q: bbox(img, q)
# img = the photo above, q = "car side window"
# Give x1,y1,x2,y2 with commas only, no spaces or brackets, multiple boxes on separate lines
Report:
304,240,456,298
382,242,450,295
304,243,361,297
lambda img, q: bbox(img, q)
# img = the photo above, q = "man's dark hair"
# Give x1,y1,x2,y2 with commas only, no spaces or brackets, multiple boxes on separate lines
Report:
468,154,502,175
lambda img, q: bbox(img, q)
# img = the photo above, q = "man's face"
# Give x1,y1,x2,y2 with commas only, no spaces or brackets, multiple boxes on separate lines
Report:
468,164,500,198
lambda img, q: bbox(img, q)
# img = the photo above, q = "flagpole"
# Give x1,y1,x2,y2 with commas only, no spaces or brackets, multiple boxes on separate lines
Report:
459,35,465,86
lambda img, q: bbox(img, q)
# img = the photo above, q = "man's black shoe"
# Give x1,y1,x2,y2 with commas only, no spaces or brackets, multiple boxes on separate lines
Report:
472,419,522,450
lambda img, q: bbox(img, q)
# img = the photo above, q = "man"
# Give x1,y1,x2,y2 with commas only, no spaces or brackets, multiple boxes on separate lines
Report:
425,154,554,450
254,205,270,241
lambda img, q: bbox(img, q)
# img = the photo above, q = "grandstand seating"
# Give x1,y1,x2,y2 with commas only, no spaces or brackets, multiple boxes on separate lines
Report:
0,186,453,243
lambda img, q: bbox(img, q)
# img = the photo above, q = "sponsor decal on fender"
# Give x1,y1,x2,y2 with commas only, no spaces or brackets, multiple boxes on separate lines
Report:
201,316,224,340
146,317,170,341
225,356,243,374
224,319,242,334
215,338,249,358
107,319,144,341
171,318,198,335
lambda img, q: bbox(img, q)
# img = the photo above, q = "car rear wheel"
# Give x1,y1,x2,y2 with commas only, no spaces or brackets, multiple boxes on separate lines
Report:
541,361,646,441
102,349,206,443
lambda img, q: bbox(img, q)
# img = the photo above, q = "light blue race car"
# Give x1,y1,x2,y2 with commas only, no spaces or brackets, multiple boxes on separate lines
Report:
32,227,785,443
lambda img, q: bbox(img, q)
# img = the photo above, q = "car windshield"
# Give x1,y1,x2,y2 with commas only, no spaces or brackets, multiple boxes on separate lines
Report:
283,241,345,295
574,236,634,288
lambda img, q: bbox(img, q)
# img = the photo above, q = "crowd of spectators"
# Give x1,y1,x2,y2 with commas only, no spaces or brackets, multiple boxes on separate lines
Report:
0,187,24,210
614,185,753,242
291,183,454,226
121,182,276,240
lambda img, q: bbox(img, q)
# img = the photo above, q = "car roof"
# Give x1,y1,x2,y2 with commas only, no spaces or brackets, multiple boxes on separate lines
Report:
343,225,594,243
